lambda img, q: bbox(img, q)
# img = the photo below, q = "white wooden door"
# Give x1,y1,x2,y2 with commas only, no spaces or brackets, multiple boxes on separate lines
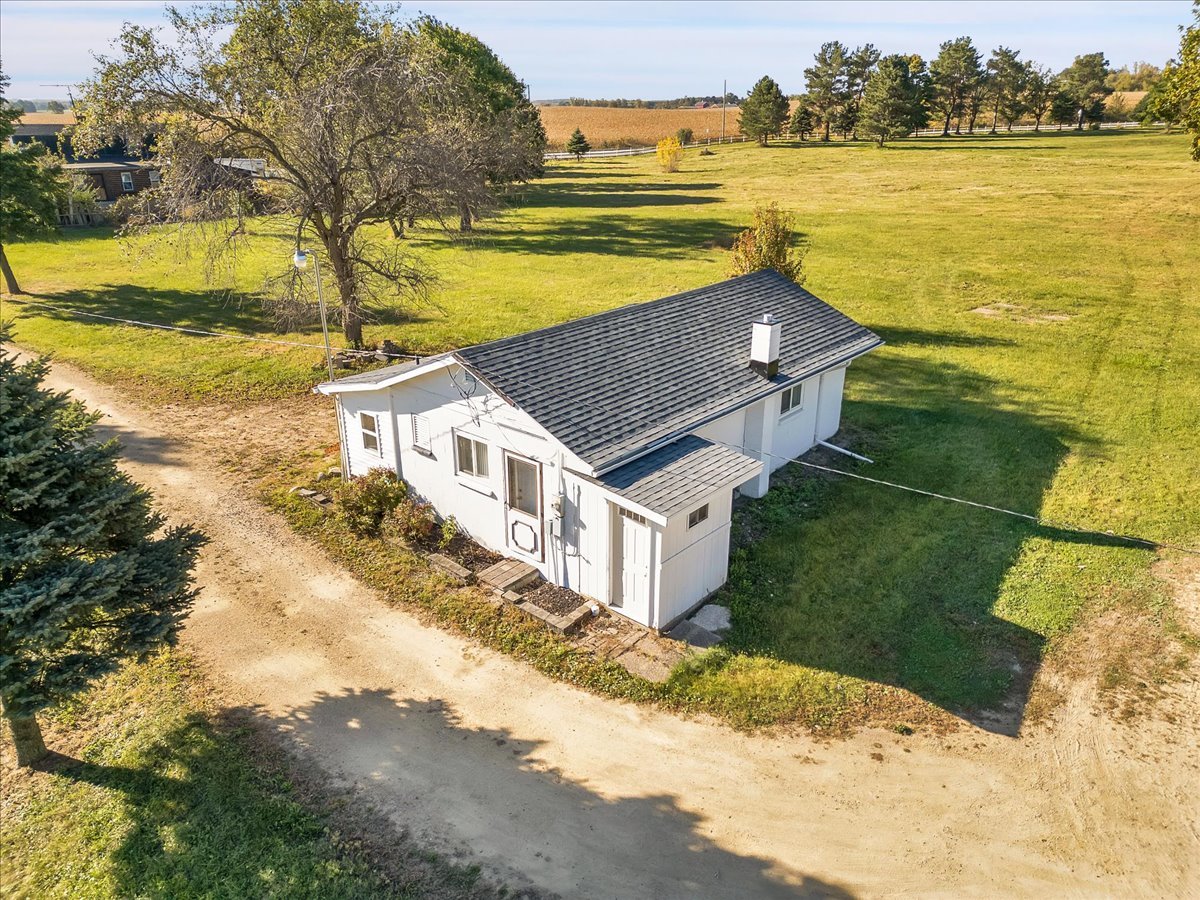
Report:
504,452,544,561
611,506,650,623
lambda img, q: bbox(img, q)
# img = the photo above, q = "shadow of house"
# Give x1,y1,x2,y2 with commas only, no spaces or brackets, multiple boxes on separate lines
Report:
719,352,1108,735
27,285,271,336
270,688,858,900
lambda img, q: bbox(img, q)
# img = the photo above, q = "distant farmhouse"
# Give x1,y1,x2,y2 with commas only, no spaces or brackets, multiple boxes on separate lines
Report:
8,112,161,225
318,271,881,630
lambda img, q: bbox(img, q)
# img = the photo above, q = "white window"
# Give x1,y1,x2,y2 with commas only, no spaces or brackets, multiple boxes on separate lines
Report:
780,384,805,417
148,170,161,185
455,433,489,478
688,504,709,529
120,171,135,192
411,414,432,454
359,412,380,454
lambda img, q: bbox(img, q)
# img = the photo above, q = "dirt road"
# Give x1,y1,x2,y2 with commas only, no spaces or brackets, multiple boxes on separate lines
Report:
32,356,1200,899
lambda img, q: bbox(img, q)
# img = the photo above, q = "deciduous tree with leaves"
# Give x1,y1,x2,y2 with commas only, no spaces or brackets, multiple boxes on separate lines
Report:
1023,64,1056,130
727,202,804,283
0,335,205,767
1057,52,1113,129
739,75,789,145
0,71,67,294
1161,1,1200,159
72,0,538,346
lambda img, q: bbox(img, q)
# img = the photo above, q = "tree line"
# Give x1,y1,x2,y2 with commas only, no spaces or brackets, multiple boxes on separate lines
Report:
736,16,1199,149
549,93,740,109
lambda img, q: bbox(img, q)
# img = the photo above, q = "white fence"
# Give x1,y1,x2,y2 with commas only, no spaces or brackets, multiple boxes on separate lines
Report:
911,121,1146,137
544,134,750,161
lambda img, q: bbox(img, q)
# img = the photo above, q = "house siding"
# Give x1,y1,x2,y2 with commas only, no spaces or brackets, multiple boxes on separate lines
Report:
655,490,734,628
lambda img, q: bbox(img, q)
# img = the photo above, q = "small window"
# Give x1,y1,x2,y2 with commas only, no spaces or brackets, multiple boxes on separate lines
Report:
455,433,489,478
120,172,135,192
411,415,432,454
359,412,380,454
148,170,161,185
688,504,710,529
779,384,805,417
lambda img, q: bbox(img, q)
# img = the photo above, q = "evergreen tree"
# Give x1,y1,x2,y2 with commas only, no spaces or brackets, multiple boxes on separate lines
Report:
1050,89,1078,130
739,75,789,145
844,44,881,139
1058,52,1113,129
1023,64,1056,130
804,41,850,140
0,339,205,766
857,54,924,146
789,102,815,140
565,127,591,159
930,37,984,135
0,71,66,294
46,100,65,114
963,73,990,133
985,47,1026,133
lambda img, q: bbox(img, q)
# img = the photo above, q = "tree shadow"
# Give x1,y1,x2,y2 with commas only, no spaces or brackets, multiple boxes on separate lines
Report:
871,325,1016,349
39,710,499,899
268,687,858,899
723,353,1114,735
94,423,186,468
469,214,741,259
516,181,723,210
25,285,274,336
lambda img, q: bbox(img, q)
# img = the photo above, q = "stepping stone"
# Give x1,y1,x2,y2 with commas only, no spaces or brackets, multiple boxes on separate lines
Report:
690,603,732,634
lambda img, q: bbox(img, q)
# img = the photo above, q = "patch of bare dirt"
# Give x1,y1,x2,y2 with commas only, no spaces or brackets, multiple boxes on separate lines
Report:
969,303,1074,324
521,583,584,618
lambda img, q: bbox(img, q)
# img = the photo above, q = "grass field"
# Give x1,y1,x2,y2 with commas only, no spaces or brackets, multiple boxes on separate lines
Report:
4,128,1198,729
537,104,741,148
0,653,491,899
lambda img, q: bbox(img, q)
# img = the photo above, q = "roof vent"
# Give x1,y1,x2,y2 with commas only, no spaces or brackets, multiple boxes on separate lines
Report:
749,314,781,378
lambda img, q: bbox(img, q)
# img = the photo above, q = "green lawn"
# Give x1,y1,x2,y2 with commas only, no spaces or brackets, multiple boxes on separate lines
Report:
4,129,1198,728
0,653,493,899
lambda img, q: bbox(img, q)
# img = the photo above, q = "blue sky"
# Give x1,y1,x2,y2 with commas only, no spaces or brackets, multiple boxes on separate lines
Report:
0,0,1191,101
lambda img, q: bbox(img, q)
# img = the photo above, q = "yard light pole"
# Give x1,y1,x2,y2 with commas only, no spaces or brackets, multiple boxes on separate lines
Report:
293,247,349,479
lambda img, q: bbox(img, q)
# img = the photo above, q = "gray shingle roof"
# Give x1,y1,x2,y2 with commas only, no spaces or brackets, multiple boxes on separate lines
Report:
594,435,763,518
455,270,881,471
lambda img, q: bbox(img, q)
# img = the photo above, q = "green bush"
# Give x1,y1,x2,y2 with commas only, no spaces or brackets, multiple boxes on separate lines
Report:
335,468,407,535
381,496,438,546
438,515,460,550
676,127,694,145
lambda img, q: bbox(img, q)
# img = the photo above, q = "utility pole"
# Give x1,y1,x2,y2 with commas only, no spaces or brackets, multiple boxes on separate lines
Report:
721,79,727,144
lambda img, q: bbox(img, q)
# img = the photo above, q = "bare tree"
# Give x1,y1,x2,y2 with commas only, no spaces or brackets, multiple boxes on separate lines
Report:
73,1,537,346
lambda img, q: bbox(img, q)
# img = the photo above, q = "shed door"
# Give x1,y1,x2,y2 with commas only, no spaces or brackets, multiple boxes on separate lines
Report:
504,452,544,561
611,506,651,624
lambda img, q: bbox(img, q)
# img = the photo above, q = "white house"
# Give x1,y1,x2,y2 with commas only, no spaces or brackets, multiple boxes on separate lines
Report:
317,269,882,630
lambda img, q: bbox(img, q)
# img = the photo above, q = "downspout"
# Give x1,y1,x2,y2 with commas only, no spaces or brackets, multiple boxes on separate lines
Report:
387,390,404,480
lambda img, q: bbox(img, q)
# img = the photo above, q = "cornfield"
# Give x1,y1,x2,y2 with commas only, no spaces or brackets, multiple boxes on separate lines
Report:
538,105,742,150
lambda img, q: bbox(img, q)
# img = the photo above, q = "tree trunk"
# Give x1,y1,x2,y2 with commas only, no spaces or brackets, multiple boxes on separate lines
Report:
989,104,999,134
942,110,952,136
878,136,885,148
458,201,472,232
1076,108,1084,130
322,232,363,348
406,213,415,229
4,710,48,767
0,244,23,295
389,218,403,239
823,120,831,141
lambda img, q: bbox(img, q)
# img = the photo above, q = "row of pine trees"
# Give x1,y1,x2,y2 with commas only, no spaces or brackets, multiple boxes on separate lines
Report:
739,38,1136,147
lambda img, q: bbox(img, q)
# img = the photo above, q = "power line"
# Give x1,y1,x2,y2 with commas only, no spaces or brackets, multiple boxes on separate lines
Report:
3,297,424,360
